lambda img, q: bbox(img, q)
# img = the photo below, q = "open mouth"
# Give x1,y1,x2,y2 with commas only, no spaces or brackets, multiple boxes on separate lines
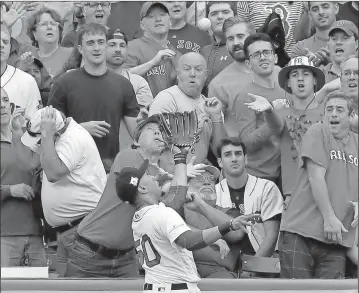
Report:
349,83,358,88
297,84,305,89
260,63,270,68
335,48,344,54
330,121,340,125
95,14,104,19
173,9,181,13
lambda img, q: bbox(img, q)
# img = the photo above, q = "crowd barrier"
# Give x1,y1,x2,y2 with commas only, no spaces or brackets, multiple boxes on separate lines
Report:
1,278,357,293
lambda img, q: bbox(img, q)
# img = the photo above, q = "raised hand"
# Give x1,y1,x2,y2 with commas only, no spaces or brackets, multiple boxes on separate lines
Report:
245,93,273,113
1,2,26,28
10,107,26,133
152,49,176,66
204,97,223,116
186,156,206,178
40,106,58,139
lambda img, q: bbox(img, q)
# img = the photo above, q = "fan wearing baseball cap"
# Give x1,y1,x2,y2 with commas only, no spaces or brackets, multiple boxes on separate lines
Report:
115,140,257,288
11,106,106,276
106,29,153,150
122,2,181,97
274,56,326,202
321,20,358,83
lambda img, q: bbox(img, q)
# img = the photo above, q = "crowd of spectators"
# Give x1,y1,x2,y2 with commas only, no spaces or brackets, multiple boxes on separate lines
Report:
0,1,358,281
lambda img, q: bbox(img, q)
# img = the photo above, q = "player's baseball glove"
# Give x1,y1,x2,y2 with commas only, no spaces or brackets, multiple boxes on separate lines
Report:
158,111,199,149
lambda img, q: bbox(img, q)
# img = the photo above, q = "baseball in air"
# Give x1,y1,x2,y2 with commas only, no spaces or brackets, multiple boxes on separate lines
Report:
198,18,211,31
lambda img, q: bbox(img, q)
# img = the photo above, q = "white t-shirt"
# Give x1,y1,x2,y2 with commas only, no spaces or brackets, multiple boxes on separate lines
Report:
1,65,42,119
41,119,107,227
133,203,200,284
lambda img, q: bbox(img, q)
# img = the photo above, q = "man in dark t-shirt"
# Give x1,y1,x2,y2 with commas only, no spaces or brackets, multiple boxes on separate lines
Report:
49,23,139,161
165,1,212,54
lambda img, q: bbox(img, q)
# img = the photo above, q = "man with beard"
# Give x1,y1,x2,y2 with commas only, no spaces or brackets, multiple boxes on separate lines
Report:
165,1,211,54
106,29,153,150
274,56,326,205
292,2,339,58
215,137,283,258
321,20,358,83
232,33,285,184
149,52,226,164
208,17,256,137
48,23,139,162
123,2,181,97
200,2,236,93
279,91,358,279
184,165,241,278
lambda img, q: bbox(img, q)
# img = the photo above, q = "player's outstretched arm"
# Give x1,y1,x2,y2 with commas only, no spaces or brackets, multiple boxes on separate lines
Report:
175,214,256,251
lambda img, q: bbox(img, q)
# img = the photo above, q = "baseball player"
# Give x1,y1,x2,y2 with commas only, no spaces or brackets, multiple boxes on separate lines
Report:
115,112,257,292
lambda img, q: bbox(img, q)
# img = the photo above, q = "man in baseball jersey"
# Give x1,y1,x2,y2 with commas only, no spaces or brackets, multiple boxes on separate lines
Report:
215,137,283,259
116,146,256,291
279,91,358,279
123,2,181,97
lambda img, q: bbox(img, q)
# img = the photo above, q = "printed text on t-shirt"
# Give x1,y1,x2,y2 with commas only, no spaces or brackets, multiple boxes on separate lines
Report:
330,150,358,166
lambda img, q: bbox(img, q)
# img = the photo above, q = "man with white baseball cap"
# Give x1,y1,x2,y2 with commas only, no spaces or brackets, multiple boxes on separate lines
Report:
11,106,106,276
275,56,326,203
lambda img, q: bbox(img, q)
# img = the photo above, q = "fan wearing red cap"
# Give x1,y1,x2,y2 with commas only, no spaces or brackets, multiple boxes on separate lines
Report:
321,20,358,83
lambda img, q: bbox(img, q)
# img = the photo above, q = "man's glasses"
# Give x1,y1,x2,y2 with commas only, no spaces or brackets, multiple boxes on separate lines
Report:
36,21,60,29
85,2,111,8
249,49,274,60
195,175,216,183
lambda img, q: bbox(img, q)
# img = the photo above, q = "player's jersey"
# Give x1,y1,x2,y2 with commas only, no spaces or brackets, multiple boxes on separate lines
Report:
132,203,200,284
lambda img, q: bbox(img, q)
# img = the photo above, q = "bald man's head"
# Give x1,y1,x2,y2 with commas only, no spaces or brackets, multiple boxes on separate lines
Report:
178,52,207,69
177,52,208,99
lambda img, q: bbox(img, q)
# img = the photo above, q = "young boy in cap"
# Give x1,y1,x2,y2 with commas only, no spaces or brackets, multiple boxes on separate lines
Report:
115,140,256,291
17,54,52,106
275,56,326,202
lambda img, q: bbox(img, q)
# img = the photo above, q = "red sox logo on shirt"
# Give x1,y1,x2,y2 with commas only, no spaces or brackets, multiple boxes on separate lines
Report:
147,65,166,76
330,150,358,166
